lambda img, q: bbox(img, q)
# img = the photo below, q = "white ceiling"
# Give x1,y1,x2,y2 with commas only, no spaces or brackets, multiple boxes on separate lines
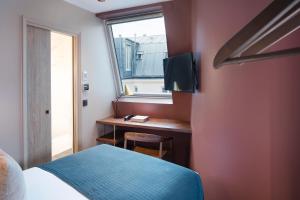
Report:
64,0,171,13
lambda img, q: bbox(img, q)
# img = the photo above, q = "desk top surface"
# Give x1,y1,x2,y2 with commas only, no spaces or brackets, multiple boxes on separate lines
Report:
97,117,191,133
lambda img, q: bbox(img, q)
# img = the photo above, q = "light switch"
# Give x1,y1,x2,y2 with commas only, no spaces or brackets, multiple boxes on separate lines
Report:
83,71,88,82
83,100,88,107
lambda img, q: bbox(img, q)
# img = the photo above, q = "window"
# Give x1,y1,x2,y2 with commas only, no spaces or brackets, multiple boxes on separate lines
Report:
107,13,171,97
125,44,132,71
136,51,144,60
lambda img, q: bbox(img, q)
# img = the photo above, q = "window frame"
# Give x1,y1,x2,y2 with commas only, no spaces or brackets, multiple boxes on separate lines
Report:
105,12,172,99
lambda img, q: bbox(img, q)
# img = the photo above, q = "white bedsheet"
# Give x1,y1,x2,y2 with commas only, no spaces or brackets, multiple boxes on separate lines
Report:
23,167,87,200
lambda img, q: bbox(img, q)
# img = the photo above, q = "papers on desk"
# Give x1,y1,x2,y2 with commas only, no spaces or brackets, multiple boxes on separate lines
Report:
130,115,149,123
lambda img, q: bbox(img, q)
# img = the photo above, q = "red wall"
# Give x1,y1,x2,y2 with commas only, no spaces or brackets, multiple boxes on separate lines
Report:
115,0,193,122
190,0,300,199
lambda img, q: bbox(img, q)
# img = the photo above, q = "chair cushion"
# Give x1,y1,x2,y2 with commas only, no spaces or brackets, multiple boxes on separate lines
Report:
0,149,26,200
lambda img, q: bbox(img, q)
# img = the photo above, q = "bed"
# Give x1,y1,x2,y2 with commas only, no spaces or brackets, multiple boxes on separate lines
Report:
24,145,203,200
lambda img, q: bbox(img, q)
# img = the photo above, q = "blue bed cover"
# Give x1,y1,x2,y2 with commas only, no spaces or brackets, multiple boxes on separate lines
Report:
39,144,203,200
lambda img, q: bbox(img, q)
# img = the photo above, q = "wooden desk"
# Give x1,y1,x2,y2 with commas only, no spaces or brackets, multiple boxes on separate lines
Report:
97,117,191,133
96,117,192,167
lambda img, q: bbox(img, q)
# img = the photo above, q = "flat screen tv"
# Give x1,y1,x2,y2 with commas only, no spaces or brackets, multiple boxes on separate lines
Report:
163,52,195,93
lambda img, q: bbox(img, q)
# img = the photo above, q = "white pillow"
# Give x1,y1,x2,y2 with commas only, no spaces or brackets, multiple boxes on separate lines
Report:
0,149,26,200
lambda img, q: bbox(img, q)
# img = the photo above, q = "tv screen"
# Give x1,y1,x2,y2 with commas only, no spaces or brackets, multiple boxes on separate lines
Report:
163,53,195,92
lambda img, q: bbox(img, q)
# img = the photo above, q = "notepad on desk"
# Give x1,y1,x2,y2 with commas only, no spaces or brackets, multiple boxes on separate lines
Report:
130,115,149,123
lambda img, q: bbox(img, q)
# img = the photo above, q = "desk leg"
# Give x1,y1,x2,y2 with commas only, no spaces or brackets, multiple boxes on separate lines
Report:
113,125,116,146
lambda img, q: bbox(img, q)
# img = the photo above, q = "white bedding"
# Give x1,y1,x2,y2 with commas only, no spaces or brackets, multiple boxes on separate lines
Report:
23,167,87,200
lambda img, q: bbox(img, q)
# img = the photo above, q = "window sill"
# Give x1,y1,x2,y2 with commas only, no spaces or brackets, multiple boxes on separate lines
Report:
117,96,173,105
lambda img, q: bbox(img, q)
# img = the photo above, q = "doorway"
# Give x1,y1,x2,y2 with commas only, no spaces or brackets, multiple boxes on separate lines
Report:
23,20,79,168
51,32,74,160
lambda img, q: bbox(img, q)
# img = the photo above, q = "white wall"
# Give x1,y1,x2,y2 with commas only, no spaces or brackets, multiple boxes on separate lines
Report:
0,0,116,163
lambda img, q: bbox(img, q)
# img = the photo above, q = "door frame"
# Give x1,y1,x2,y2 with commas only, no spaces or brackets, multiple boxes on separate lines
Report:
22,17,81,169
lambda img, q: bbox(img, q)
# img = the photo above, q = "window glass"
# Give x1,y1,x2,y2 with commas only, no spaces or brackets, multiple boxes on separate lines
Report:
110,16,170,96
125,44,132,71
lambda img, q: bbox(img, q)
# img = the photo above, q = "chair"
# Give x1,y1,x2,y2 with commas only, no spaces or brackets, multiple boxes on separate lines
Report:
124,132,173,159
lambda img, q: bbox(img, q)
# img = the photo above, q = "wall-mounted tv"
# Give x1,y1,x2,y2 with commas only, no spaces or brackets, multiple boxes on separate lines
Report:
163,52,196,93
